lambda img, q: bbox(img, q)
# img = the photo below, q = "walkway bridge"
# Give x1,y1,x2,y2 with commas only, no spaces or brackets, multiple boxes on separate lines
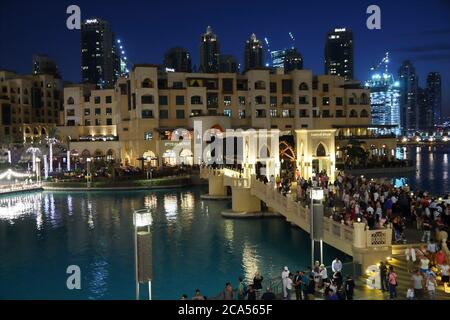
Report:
200,167,393,270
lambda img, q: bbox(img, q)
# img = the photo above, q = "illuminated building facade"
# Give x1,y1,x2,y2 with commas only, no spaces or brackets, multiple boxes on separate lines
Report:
56,65,397,170
365,53,401,135
270,48,303,73
0,70,63,143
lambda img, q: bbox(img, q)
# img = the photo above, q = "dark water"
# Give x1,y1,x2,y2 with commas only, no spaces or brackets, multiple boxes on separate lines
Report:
396,144,450,195
0,187,347,300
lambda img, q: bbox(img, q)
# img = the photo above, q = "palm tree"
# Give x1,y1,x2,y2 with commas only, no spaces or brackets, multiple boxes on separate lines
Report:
26,142,42,173
343,140,369,167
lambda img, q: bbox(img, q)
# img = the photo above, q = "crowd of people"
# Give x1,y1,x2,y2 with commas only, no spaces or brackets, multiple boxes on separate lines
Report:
179,257,357,301
260,169,450,246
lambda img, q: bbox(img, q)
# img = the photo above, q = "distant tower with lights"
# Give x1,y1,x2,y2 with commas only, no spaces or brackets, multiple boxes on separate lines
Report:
398,60,419,131
81,18,119,88
426,72,442,126
244,33,264,71
164,47,192,73
199,26,220,73
324,28,354,80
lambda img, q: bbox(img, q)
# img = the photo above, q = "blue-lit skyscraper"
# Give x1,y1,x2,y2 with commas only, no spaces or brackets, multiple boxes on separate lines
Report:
365,53,401,135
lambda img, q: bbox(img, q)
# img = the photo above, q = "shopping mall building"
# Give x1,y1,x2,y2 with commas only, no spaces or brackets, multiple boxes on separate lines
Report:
57,64,397,179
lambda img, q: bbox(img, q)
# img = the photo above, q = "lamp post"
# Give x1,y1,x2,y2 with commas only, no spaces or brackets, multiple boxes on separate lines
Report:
35,157,41,184
43,154,48,180
133,209,153,300
86,157,92,188
49,140,53,173
310,187,324,268
67,150,71,172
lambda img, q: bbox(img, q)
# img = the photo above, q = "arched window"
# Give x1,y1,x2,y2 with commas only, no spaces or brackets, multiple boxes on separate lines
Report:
67,97,74,105
360,93,369,105
316,143,326,157
259,145,270,158
349,109,358,118
141,95,154,104
349,93,358,105
41,128,47,135
142,78,154,88
255,81,266,90
33,128,39,135
191,95,202,105
299,82,309,90
360,109,369,118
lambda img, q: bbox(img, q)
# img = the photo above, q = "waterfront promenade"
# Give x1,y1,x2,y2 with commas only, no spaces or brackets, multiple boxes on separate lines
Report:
0,182,42,195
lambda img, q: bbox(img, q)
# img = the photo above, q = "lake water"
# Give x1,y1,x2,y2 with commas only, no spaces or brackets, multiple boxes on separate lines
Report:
0,187,348,300
396,144,450,195
0,145,448,299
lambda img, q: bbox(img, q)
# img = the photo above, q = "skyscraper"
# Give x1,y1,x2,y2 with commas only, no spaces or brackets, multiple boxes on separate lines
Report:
244,33,264,71
398,60,419,131
81,18,119,89
426,72,442,126
199,26,220,73
417,87,432,130
32,54,60,78
270,48,303,72
164,47,192,73
324,28,354,81
366,53,400,135
219,55,239,73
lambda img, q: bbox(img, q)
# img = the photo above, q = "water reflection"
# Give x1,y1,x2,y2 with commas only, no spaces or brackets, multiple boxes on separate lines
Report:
400,145,450,194
0,193,42,223
164,194,178,222
0,188,354,299
88,259,109,299
144,194,157,210
241,241,261,283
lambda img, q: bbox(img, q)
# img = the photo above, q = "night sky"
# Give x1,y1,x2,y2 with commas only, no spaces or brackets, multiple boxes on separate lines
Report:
1,0,449,117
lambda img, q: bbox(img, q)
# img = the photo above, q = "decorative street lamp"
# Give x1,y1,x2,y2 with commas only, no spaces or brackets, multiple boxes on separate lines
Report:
35,157,41,184
86,157,92,188
133,209,153,300
43,154,48,180
67,150,71,171
310,187,325,268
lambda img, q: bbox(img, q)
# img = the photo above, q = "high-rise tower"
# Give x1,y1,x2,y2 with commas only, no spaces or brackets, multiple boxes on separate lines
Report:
199,26,220,73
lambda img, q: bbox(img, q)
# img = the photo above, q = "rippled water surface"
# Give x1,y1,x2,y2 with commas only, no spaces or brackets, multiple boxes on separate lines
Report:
0,187,347,299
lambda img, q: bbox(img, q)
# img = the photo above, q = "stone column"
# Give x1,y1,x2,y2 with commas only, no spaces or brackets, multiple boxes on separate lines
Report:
208,175,227,196
353,222,367,249
231,187,261,213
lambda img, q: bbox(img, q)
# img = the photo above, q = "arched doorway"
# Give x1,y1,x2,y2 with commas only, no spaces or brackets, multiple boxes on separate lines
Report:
312,143,330,175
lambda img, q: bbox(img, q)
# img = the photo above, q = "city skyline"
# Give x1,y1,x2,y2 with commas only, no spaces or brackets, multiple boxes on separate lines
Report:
0,0,449,117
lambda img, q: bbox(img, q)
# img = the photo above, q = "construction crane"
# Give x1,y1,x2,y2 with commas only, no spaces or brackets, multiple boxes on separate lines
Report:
264,37,272,66
288,32,296,48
